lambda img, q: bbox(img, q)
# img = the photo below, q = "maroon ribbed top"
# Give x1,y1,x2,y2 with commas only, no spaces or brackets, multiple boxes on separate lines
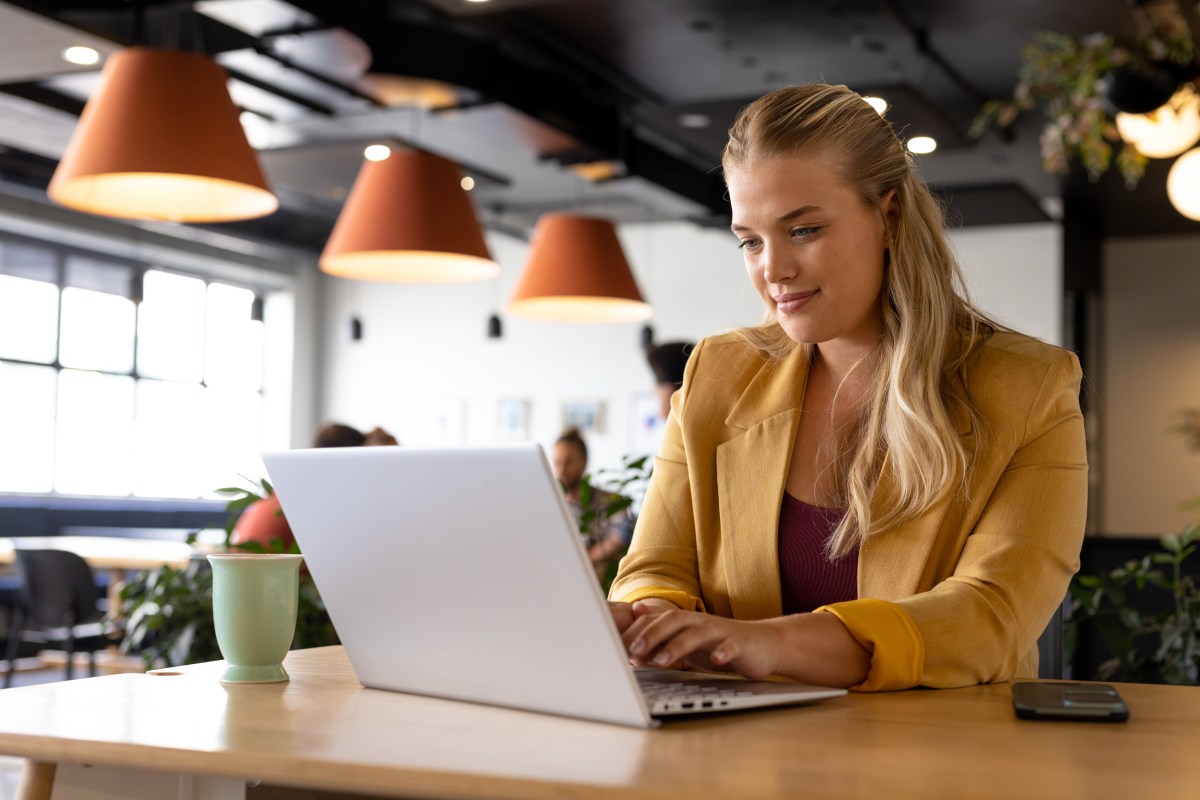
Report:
778,493,858,614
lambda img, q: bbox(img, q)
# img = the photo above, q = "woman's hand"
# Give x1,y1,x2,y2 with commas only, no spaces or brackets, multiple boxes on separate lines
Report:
620,602,872,687
622,602,784,678
608,598,677,635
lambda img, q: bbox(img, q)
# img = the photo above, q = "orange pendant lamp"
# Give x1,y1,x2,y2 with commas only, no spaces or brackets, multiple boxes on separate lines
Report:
48,48,277,223
508,213,652,322
320,150,500,283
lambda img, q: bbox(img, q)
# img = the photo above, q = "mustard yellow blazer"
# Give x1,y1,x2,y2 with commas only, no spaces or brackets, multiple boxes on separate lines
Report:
609,330,1088,691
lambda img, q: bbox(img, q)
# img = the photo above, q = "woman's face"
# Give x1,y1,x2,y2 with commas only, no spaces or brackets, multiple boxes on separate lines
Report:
727,153,892,353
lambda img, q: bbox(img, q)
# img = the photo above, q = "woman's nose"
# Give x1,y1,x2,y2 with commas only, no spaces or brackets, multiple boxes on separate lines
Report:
761,243,798,285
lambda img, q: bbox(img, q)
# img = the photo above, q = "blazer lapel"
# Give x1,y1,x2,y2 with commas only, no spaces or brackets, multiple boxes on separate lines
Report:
716,348,810,620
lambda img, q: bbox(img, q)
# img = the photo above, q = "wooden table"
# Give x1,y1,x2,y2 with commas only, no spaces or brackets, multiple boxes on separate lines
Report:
0,536,197,610
0,536,196,572
0,646,1197,800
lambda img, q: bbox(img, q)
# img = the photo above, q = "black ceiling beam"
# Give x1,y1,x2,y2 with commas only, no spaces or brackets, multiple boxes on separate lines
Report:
285,1,729,216
251,45,387,108
873,0,987,107
223,66,337,117
0,83,87,117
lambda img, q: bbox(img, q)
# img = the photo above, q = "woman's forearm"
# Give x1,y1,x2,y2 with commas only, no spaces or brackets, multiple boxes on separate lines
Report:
767,612,870,688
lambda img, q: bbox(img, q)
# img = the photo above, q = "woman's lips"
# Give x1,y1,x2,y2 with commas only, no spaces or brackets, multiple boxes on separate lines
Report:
774,290,818,313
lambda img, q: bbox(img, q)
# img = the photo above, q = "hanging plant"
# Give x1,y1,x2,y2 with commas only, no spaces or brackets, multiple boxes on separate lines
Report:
971,30,1194,188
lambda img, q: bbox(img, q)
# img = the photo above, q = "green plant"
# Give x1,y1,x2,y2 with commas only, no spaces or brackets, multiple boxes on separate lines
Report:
971,29,1193,187
1067,526,1200,684
117,476,339,669
576,454,653,593
1067,407,1200,685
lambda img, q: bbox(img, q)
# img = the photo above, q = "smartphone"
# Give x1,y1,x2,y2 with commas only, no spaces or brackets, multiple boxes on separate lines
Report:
1012,682,1129,722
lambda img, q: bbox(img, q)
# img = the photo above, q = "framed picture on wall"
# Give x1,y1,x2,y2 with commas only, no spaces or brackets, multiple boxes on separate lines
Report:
561,399,606,434
629,392,664,456
496,398,532,442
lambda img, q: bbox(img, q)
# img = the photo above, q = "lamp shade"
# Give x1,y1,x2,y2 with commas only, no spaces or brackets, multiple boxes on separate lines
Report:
320,150,499,283
1167,147,1200,220
508,213,652,323
1116,85,1200,159
48,48,277,223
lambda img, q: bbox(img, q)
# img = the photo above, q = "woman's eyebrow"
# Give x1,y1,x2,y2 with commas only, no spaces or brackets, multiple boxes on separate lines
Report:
730,205,823,233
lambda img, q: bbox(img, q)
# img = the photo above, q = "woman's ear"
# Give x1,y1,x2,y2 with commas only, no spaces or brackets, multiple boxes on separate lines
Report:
881,189,899,240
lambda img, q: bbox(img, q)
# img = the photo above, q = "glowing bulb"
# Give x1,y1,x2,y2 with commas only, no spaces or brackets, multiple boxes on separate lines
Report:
863,96,888,115
363,144,391,162
460,176,475,191
907,136,937,154
1167,147,1200,220
1116,85,1200,159
62,46,100,66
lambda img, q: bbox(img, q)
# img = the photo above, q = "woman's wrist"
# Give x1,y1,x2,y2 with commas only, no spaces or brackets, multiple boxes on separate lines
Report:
770,612,871,688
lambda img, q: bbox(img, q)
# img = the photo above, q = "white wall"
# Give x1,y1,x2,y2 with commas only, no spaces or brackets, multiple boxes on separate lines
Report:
317,221,1063,476
951,224,1063,347
1102,235,1200,535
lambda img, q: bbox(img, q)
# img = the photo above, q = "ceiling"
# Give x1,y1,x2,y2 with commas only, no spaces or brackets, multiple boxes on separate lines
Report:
0,0,1197,257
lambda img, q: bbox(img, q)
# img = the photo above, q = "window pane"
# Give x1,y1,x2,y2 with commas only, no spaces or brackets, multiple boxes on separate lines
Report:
0,275,58,363
65,255,134,296
0,362,56,492
206,283,263,390
137,270,206,382
55,369,134,496
59,287,136,372
198,386,264,494
133,379,206,497
0,240,57,283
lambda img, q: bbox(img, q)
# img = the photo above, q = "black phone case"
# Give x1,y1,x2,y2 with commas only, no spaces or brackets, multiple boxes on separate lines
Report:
1012,682,1130,722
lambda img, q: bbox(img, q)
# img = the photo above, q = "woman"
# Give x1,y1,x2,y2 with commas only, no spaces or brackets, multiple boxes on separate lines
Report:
607,84,1087,691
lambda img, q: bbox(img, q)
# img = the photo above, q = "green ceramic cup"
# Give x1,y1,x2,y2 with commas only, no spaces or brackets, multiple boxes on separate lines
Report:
207,553,304,684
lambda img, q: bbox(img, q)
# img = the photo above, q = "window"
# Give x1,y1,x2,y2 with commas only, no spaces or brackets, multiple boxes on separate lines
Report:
0,237,273,499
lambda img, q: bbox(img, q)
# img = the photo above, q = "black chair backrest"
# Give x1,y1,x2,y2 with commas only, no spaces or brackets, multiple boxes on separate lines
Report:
13,549,103,631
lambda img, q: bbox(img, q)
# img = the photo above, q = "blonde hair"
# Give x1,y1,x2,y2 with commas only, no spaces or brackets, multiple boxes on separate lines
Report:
722,84,998,557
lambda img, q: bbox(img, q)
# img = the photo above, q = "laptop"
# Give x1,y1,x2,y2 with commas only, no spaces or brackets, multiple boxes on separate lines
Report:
262,443,846,728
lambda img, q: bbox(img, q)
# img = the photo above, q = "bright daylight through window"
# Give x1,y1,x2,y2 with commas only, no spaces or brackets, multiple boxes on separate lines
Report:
0,237,266,498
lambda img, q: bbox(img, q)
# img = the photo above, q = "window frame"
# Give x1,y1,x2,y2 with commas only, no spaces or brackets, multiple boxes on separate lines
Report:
0,231,271,500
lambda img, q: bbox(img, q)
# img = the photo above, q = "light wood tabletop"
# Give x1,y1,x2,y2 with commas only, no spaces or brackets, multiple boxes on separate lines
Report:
0,646,1197,799
0,536,195,572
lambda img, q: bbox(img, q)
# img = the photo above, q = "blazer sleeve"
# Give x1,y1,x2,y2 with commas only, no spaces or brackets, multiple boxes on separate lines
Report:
608,340,707,612
821,348,1088,690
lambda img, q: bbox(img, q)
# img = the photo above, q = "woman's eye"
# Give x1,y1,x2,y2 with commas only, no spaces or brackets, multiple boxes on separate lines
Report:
737,238,761,251
790,226,820,239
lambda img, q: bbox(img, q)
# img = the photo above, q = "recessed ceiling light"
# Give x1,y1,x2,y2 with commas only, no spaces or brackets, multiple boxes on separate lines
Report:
62,46,100,66
465,0,491,3
460,176,476,191
863,96,888,115
678,113,711,129
907,136,937,154
363,144,392,161
569,160,623,182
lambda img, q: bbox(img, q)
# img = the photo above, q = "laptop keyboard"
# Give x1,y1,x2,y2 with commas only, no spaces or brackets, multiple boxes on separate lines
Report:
640,678,756,712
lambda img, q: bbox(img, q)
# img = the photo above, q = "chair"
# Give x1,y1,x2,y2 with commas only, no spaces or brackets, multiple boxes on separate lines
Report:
2,550,110,688
1036,597,1069,680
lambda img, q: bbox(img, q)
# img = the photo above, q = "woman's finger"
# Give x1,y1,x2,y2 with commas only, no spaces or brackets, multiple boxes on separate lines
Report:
625,608,696,658
643,618,732,667
608,601,635,634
